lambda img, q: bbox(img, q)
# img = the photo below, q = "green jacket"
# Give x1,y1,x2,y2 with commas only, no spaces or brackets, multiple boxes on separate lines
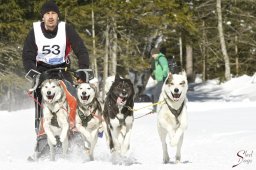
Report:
152,53,169,82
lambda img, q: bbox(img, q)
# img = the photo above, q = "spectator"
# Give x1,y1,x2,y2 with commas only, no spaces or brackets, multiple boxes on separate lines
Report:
150,47,169,112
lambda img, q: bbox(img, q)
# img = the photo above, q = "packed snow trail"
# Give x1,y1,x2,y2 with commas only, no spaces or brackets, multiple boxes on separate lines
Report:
0,101,255,170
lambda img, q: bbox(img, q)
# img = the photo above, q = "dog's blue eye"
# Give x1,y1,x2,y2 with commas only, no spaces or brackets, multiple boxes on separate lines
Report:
52,86,55,88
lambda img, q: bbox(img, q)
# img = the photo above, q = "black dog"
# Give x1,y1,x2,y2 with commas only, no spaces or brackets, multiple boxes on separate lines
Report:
103,75,135,158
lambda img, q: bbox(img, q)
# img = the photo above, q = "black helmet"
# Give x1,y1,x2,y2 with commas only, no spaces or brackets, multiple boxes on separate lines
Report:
74,69,95,83
74,70,87,82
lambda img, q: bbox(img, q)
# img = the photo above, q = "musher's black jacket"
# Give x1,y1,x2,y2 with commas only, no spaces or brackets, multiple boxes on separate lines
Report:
22,22,89,74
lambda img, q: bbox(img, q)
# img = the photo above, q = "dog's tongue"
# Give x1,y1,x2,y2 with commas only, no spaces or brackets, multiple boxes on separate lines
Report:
117,96,124,104
47,94,55,100
173,93,180,98
81,95,89,100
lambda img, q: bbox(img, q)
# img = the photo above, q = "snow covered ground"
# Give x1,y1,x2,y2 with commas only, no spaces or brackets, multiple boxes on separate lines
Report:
0,74,256,170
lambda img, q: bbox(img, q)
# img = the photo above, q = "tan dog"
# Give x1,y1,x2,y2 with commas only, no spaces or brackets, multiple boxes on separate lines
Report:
76,83,103,161
157,70,188,164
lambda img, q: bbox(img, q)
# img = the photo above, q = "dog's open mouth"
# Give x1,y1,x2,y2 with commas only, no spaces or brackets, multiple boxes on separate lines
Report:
81,95,90,101
171,92,181,99
117,96,127,105
46,94,55,100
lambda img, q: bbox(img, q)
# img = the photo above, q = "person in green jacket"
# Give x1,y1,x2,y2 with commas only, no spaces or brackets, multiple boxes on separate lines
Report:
151,47,169,112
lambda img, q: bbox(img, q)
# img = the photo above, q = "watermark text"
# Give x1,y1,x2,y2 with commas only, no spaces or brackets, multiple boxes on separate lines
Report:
232,150,253,168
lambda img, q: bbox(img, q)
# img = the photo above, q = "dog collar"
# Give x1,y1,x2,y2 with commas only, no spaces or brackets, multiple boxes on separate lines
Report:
164,98,185,125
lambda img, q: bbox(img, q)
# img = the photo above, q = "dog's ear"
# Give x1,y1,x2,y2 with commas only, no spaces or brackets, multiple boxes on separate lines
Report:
57,80,62,86
74,83,81,88
74,84,78,88
165,73,173,84
115,74,121,81
181,69,187,77
38,79,47,88
168,72,173,78
90,83,98,94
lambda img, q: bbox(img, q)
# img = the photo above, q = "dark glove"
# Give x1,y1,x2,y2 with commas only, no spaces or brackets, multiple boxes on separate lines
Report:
28,74,41,93
151,74,155,80
163,76,167,82
74,70,87,82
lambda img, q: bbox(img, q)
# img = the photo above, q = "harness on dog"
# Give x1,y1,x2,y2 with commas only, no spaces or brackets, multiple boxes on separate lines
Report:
78,102,97,127
115,103,133,125
115,115,126,125
47,90,67,129
164,99,185,124
78,97,103,127
78,108,94,127
51,110,60,128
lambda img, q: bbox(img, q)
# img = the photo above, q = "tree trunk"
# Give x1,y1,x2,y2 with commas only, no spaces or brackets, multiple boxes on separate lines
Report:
186,44,194,82
216,0,231,80
7,84,15,112
235,35,239,76
7,85,11,111
202,20,207,81
179,36,183,68
102,24,110,100
91,5,98,78
111,17,117,75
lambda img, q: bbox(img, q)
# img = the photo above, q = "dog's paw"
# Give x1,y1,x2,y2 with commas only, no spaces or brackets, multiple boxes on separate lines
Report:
60,135,67,143
163,156,169,164
175,156,180,164
175,159,181,164
98,125,104,133
111,151,122,165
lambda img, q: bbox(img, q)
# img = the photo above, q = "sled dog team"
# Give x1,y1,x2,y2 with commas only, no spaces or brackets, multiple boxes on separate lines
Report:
40,70,188,163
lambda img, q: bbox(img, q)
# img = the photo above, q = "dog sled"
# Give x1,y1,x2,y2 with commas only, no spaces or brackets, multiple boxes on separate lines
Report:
25,67,95,161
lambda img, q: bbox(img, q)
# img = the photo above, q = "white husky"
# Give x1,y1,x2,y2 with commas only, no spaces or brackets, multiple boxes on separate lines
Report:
41,79,69,161
76,83,103,161
157,70,188,164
